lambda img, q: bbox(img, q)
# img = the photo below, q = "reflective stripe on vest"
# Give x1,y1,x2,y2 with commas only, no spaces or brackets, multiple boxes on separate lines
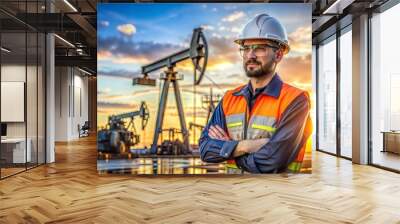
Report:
227,122,242,128
226,114,277,140
287,126,313,172
287,161,302,172
226,113,245,140
247,115,276,139
251,124,276,132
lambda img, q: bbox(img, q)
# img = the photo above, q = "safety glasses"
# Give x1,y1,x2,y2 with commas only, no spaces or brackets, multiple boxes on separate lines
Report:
239,44,279,57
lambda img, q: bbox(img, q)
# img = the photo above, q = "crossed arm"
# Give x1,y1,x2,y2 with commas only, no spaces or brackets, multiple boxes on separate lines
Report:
199,93,310,173
207,125,268,158
198,102,267,163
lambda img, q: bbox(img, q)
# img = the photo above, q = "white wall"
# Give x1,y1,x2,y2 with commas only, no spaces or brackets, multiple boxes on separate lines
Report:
72,73,89,138
55,66,68,141
1,65,37,137
55,67,89,141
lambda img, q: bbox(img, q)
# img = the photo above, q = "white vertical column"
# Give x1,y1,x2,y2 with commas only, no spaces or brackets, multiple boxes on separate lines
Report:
352,14,369,164
46,33,55,163
312,45,317,151
46,1,55,163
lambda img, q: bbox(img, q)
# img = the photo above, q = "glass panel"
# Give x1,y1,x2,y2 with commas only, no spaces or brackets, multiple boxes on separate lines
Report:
317,37,337,154
26,0,39,169
0,1,46,178
339,29,352,158
27,30,38,169
1,30,27,178
371,4,400,171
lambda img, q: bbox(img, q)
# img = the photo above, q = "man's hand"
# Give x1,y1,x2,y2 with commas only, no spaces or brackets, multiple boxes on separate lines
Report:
208,124,268,158
208,125,230,141
233,138,269,158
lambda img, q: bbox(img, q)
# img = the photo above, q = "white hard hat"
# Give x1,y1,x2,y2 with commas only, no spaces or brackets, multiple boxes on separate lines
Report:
234,14,290,54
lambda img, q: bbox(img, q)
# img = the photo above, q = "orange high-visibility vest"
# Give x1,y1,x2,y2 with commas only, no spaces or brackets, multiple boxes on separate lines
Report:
222,82,312,172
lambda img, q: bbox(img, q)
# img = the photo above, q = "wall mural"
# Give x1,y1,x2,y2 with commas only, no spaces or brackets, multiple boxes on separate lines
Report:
97,3,312,175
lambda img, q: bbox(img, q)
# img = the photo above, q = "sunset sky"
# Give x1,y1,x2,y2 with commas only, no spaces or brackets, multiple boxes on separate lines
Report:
97,3,312,147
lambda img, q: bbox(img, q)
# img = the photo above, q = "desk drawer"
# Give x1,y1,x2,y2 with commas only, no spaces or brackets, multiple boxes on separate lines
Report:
384,133,400,154
0,145,14,164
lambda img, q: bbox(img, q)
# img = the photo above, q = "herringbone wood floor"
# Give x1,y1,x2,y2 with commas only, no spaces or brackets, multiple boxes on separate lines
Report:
1,136,400,224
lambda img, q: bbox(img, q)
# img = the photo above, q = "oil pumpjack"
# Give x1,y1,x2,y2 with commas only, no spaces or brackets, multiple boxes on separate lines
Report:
133,27,208,155
98,101,149,153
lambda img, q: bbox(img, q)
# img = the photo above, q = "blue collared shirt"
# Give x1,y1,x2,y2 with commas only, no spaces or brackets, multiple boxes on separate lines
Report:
199,74,310,173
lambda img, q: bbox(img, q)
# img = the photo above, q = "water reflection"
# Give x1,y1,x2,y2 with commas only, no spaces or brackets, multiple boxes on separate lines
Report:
97,156,243,175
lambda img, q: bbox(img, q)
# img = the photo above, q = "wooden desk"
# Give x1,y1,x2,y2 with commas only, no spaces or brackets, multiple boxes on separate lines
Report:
381,131,400,154
1,138,32,163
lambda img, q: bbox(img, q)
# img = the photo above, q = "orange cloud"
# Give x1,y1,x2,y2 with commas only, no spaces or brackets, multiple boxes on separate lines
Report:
278,54,312,92
289,26,311,42
97,50,112,60
288,26,312,56
97,50,150,64
222,11,245,22
175,56,238,73
98,88,160,102
117,23,136,36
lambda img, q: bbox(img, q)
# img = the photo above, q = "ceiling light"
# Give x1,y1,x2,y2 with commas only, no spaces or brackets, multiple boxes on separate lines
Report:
322,0,355,15
78,67,93,76
323,0,342,14
1,47,11,53
54,34,75,48
63,0,78,12
76,48,85,55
